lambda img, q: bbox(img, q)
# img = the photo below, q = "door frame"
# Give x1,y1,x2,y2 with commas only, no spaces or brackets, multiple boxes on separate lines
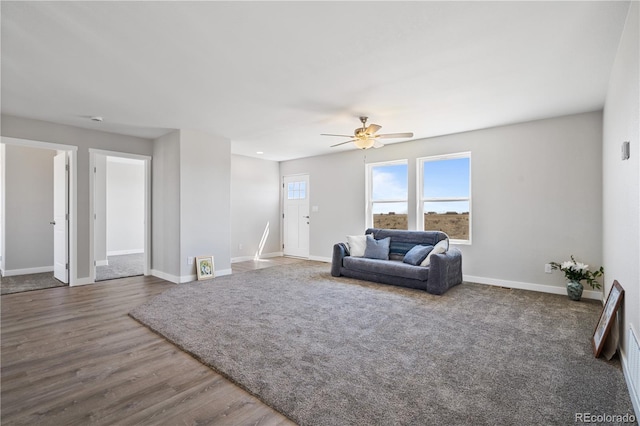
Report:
0,136,78,285
89,149,151,282
282,173,310,258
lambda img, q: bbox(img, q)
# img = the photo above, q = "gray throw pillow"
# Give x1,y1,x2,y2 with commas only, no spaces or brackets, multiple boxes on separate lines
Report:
403,245,434,266
364,235,390,260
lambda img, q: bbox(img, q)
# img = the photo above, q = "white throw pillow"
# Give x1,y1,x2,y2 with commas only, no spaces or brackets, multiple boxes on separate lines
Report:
420,238,449,267
346,235,367,257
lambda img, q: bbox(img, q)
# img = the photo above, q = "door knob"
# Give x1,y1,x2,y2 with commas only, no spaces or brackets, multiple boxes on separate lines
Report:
50,221,56,225
303,215,310,218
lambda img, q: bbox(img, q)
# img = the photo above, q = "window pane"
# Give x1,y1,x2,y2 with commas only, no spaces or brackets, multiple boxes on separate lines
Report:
373,202,408,230
372,164,408,201
423,201,469,239
423,157,469,198
288,183,294,191
299,189,306,199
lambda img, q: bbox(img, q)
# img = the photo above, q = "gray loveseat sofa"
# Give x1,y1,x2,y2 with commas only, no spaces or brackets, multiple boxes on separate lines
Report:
331,228,463,295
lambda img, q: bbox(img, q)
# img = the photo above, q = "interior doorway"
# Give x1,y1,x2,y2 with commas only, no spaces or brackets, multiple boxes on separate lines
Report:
90,150,150,282
92,150,149,281
0,137,78,294
282,174,310,258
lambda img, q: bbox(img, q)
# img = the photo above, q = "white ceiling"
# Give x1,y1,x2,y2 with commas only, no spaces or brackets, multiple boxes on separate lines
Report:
0,1,630,161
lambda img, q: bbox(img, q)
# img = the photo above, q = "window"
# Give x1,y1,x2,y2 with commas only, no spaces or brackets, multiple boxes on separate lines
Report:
287,180,306,200
366,160,408,230
418,153,471,242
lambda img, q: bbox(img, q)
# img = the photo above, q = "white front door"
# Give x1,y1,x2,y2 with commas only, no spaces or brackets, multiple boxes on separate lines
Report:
53,152,69,283
283,175,310,258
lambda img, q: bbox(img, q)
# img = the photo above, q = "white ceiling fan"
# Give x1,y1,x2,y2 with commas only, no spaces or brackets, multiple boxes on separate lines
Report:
322,116,414,149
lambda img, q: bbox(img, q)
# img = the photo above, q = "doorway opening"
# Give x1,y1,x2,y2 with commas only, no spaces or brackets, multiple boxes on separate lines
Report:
0,137,78,294
90,150,150,282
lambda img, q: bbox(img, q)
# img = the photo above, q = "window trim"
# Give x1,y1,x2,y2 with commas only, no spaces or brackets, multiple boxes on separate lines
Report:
365,159,408,229
417,152,472,244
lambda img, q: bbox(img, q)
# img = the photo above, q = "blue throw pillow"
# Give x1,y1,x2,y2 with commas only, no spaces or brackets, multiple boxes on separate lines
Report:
403,245,434,266
364,235,391,260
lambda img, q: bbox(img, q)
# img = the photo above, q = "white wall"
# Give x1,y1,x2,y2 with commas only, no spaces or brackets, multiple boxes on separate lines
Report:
1,115,154,281
231,154,282,260
106,157,144,255
179,129,231,278
151,129,232,282
152,130,181,280
0,144,4,270
3,144,55,273
280,111,604,296
94,154,108,264
603,1,639,378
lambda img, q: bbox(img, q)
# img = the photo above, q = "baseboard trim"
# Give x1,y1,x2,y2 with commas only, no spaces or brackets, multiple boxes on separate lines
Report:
180,274,196,283
309,255,331,263
71,277,95,286
152,268,233,284
231,252,283,263
151,269,181,284
3,266,54,277
216,268,233,277
96,259,109,266
463,275,602,301
107,249,144,256
621,349,640,419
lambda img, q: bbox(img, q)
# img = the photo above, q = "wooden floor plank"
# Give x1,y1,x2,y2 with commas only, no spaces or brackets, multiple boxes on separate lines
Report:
1,260,300,425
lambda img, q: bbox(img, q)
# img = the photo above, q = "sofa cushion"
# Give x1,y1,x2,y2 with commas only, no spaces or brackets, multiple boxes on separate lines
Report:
343,257,429,281
403,245,434,266
366,228,448,257
346,235,367,257
364,235,390,260
421,239,449,266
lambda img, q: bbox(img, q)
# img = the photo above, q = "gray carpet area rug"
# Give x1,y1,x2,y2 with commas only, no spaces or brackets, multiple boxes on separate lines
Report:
130,262,635,426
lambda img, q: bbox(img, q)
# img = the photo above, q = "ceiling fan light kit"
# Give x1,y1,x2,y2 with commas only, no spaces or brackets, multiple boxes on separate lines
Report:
354,138,375,150
322,116,413,150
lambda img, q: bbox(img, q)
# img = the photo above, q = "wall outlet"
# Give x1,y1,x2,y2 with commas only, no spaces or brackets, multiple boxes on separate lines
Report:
188,256,194,265
239,243,243,250
544,263,552,274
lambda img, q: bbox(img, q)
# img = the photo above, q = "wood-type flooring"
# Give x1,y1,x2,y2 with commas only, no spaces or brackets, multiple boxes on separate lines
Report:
1,259,302,425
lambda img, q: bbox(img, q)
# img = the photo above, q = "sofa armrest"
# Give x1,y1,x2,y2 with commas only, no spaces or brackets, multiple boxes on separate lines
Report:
331,243,349,277
427,247,463,295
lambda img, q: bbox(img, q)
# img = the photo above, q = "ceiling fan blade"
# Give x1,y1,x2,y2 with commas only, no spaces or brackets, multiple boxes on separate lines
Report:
377,132,414,139
321,133,354,137
373,140,385,149
330,139,357,147
365,124,381,134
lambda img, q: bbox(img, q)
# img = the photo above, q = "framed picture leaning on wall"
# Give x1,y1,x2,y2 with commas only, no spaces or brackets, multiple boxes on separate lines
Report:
196,256,215,281
592,280,624,358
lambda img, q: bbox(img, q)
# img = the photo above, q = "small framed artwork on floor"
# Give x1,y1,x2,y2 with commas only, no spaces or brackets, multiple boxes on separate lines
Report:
196,256,215,281
592,280,624,358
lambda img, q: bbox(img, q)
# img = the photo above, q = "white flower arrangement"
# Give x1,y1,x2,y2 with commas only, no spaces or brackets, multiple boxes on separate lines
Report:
550,255,603,289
